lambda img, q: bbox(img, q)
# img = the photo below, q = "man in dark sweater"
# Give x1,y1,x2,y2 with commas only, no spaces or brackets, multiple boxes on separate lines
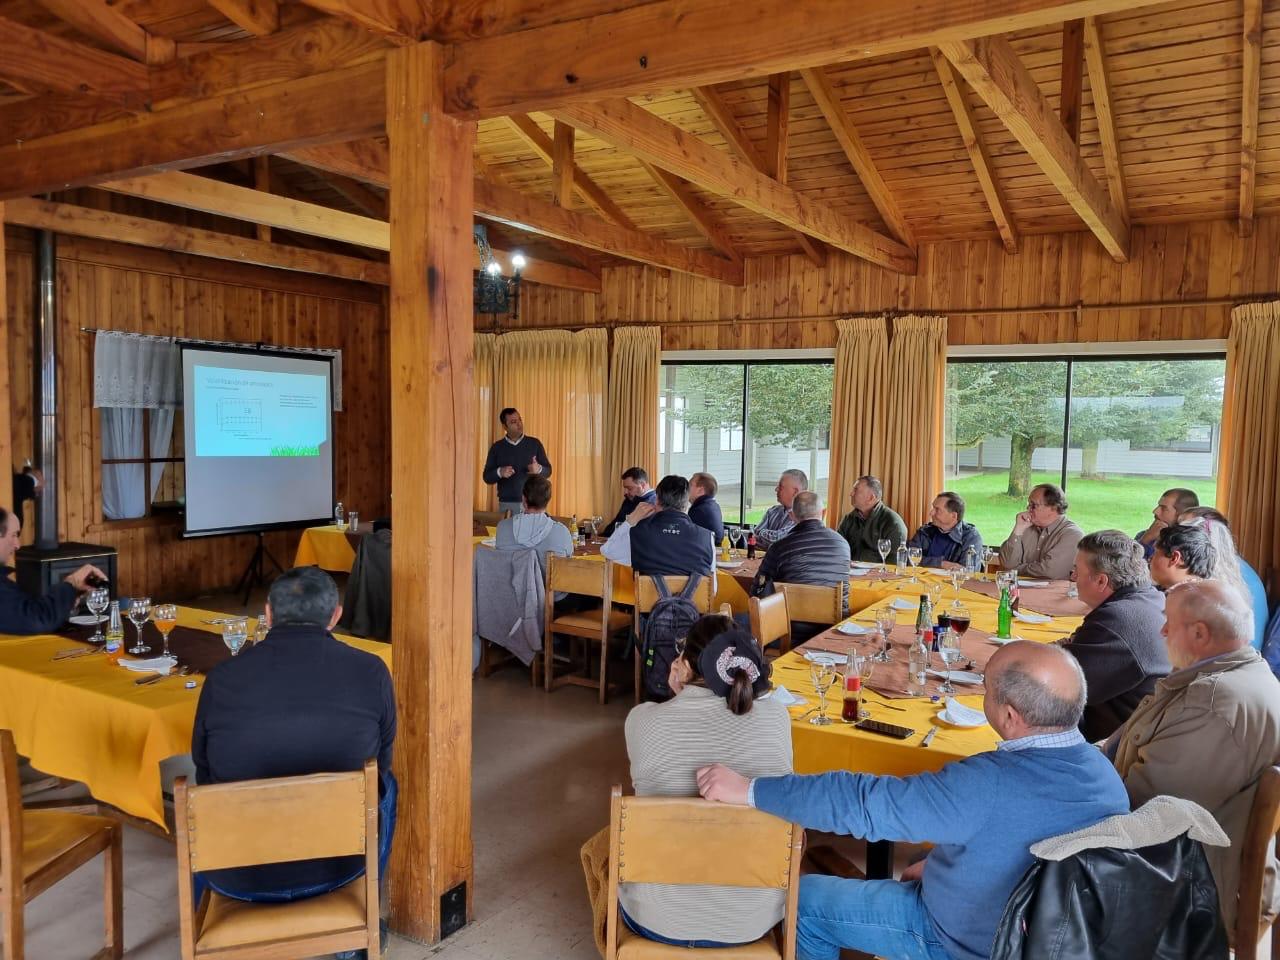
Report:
688,471,725,544
0,505,104,635
602,475,714,577
1066,530,1171,741
752,492,851,643
192,566,396,903
906,491,984,568
482,407,552,516
601,466,658,537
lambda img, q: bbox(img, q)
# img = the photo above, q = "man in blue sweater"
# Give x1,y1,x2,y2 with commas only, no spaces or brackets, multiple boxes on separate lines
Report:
481,408,552,516
697,642,1129,960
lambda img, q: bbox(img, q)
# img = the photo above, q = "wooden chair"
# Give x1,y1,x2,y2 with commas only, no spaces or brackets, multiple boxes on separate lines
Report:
175,761,380,960
750,591,793,656
632,574,716,704
603,785,803,960
544,555,631,703
777,582,844,632
473,509,510,531
1235,765,1280,959
1,729,122,960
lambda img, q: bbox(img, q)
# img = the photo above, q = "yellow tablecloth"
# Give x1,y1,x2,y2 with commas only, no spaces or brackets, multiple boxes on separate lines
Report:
293,524,358,573
781,569,1083,778
0,607,391,828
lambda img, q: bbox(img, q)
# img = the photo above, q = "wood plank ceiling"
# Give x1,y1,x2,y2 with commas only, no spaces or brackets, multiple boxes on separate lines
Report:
0,0,1273,280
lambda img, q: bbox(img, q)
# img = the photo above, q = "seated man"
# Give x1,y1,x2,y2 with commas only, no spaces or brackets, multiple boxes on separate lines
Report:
906,491,984,569
601,475,714,578
1066,530,1170,741
998,483,1082,580
1180,506,1269,651
753,469,807,548
697,641,1129,960
601,467,657,537
193,566,396,903
752,492,850,643
1148,523,1216,590
836,475,907,564
0,505,104,635
1105,579,1280,938
495,475,573,582
687,472,725,544
1135,487,1198,560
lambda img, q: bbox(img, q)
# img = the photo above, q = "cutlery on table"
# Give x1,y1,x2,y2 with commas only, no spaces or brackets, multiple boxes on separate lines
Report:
52,648,96,661
135,665,192,686
920,725,939,748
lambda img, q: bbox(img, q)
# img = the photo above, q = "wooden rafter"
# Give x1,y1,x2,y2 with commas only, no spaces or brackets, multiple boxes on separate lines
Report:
1239,0,1262,238
939,36,1127,262
1081,17,1128,229
206,0,280,37
691,84,825,266
33,0,175,64
639,162,741,262
799,66,914,247
293,0,430,44
308,169,389,219
929,48,1018,254
0,16,149,107
504,115,636,227
253,156,272,242
551,121,575,207
549,98,916,273
764,73,790,183
1059,20,1084,143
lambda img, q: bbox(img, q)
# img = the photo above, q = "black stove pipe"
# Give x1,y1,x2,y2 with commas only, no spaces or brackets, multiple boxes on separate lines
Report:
33,228,58,550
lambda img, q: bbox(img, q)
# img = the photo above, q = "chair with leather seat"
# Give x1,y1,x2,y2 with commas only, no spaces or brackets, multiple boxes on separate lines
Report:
603,785,803,960
749,591,792,657
1,728,122,960
1235,764,1280,959
175,760,380,960
544,554,632,703
632,574,717,704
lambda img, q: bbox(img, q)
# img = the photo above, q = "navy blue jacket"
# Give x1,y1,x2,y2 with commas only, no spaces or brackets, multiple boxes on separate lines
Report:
629,510,715,578
603,489,658,537
0,568,76,635
906,521,984,567
688,494,725,544
482,435,552,503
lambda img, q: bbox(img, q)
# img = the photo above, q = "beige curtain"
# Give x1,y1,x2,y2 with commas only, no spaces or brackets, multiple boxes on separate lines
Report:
879,314,947,532
493,328,609,518
826,317,889,526
606,326,660,501
1220,301,1280,587
473,333,497,512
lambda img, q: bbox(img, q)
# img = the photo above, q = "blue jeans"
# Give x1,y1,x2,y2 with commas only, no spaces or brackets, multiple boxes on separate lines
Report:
620,907,752,949
796,876,950,960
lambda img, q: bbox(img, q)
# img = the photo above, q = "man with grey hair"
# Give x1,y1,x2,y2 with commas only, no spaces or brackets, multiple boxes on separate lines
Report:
695,642,1128,960
1106,578,1280,936
836,474,907,563
751,492,851,641
193,566,396,906
999,482,1083,580
753,468,808,548
1067,530,1170,741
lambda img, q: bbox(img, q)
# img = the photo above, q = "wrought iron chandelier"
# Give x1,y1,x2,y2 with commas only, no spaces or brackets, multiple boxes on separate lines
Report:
473,224,526,321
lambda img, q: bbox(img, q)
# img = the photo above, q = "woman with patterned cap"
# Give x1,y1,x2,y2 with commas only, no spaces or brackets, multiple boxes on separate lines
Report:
621,615,793,947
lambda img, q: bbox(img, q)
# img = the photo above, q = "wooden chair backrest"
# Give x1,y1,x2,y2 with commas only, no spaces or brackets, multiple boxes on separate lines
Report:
777,582,843,625
474,510,509,528
632,575,716,615
0,730,22,903
1236,765,1280,958
546,554,610,601
750,592,792,650
604,785,801,959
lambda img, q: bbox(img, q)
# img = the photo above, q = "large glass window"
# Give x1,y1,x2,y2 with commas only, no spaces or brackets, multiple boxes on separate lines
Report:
945,355,1225,545
659,361,834,525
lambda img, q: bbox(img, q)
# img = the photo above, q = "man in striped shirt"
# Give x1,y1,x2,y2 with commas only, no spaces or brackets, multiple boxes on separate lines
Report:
753,469,807,548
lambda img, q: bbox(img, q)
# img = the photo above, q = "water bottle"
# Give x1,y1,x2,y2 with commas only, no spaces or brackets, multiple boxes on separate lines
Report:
908,630,929,696
895,544,909,571
334,501,344,529
964,545,978,572
104,601,124,662
997,585,1013,639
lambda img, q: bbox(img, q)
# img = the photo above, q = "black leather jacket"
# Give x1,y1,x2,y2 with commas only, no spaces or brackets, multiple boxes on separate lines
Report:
991,832,1227,959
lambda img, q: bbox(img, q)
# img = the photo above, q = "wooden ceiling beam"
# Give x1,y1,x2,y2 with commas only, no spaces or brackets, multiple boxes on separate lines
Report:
929,48,1018,255
1081,17,1128,230
639,162,742,263
206,0,281,37
0,16,150,107
0,61,386,201
308,169,389,219
504,114,636,228
253,155,272,242
551,121,575,207
442,0,1174,118
764,73,790,183
33,0,176,64
293,0,429,44
1239,0,1261,238
939,36,1127,262
799,66,914,247
1059,19,1084,143
549,98,916,273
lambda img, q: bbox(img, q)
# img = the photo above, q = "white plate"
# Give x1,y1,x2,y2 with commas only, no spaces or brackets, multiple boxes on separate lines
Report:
851,561,879,569
848,567,870,577
987,635,1019,646
1017,580,1052,588
927,668,983,686
802,651,845,666
938,697,987,727
1012,609,1052,624
767,684,808,707
889,597,915,611
835,621,874,636
69,614,103,626
480,537,496,547
924,567,949,576
715,559,741,568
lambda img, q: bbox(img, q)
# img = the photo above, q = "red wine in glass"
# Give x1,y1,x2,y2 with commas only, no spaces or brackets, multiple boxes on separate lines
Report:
949,614,971,637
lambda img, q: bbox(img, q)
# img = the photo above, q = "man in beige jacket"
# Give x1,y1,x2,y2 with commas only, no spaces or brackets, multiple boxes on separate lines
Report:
998,483,1083,580
1106,578,1280,938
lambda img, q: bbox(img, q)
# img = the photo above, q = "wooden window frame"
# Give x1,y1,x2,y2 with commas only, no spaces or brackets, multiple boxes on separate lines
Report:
98,408,184,526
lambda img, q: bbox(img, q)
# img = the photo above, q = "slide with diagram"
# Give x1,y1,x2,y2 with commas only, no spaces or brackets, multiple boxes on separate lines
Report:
192,365,329,457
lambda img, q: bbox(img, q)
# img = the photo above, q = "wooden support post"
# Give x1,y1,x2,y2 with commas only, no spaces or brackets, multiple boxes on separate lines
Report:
253,157,272,243
1060,19,1084,143
551,121,575,207
385,41,475,944
0,208,10,508
764,73,791,183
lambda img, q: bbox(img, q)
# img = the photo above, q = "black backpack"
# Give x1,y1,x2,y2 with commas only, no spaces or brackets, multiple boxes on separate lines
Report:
639,574,704,702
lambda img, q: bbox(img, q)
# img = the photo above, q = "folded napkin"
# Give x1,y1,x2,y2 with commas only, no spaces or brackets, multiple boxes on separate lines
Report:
927,668,983,685
1017,579,1052,588
768,685,808,707
835,621,875,636
940,698,987,726
117,655,177,676
1013,609,1052,624
889,597,916,611
848,568,870,577
803,650,844,666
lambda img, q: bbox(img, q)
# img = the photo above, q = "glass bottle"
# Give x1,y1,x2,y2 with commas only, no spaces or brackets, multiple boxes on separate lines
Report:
895,544,909,570
908,630,929,696
841,652,862,722
720,534,731,562
915,594,932,633
997,585,1013,639
746,531,757,560
104,601,124,662
334,501,345,529
569,515,580,542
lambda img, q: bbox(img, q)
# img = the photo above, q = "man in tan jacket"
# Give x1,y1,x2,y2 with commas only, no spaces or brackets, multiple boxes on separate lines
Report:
1107,578,1280,937
998,483,1083,580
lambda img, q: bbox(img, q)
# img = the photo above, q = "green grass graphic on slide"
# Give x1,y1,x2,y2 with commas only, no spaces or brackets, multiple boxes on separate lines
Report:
270,444,320,457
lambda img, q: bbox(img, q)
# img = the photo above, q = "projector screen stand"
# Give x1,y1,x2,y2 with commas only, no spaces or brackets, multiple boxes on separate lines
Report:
235,531,284,606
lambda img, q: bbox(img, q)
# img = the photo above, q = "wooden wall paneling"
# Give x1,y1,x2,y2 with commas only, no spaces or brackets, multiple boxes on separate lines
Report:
0,208,9,508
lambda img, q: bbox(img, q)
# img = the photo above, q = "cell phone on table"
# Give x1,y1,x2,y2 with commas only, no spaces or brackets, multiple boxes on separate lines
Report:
855,719,915,739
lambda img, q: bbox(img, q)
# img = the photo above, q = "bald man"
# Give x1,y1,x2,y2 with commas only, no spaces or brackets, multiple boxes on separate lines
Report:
695,643,1128,960
1106,579,1280,937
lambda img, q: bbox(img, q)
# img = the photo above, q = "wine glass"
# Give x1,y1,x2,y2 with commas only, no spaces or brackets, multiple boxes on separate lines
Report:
153,604,178,658
222,617,249,657
981,546,998,578
907,546,923,583
809,663,835,726
86,587,110,643
927,581,944,612
949,567,968,609
126,596,151,655
876,538,891,574
873,605,896,663
938,626,963,695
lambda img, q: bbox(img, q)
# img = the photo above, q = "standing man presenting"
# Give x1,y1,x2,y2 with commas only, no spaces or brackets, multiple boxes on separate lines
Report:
482,408,552,517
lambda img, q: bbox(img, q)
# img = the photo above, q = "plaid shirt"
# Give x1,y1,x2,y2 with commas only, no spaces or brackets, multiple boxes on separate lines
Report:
997,728,1086,752
753,503,796,547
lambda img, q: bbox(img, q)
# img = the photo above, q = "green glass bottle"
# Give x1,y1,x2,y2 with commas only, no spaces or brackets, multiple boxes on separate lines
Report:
997,585,1013,639
915,594,932,632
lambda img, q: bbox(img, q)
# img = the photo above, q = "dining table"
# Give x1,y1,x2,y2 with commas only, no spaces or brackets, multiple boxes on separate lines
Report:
0,605,391,829
292,523,363,573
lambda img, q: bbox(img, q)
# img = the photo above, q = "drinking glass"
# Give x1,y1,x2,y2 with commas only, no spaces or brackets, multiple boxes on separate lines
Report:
154,604,178,658
982,546,998,578
347,510,360,533
927,582,944,611
938,626,963,695
949,567,968,608
222,617,249,657
907,546,923,583
809,663,835,726
254,610,269,645
873,605,896,663
86,587,110,643
876,538,891,573
126,596,151,655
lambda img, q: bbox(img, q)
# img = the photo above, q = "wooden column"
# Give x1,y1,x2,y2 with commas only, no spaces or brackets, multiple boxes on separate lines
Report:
1059,20,1084,143
0,211,10,509
385,42,476,943
253,156,272,243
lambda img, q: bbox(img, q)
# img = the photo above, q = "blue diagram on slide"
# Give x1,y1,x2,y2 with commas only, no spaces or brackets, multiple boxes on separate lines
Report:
193,365,328,457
